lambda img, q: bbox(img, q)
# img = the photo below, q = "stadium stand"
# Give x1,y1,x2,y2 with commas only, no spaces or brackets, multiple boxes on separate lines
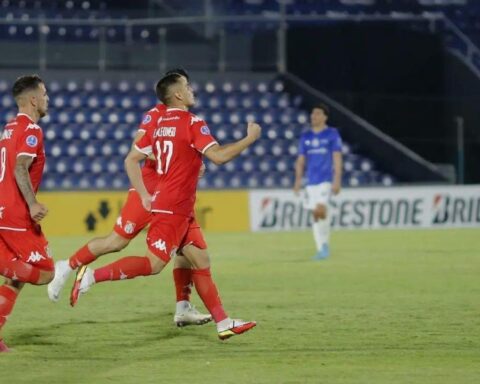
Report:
0,76,394,190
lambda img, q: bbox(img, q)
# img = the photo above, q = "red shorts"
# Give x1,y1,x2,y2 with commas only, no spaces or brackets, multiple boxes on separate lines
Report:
147,214,207,263
0,225,54,271
113,190,152,239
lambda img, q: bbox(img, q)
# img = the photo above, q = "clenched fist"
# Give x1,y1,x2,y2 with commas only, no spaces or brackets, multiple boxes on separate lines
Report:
247,122,262,141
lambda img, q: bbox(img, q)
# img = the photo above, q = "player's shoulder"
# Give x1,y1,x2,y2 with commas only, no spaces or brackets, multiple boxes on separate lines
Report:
14,114,43,134
299,129,312,140
327,126,341,137
167,109,205,125
142,104,166,124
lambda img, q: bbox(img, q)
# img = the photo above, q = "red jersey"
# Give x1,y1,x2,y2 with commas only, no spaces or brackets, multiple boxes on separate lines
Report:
0,113,46,230
137,104,167,194
135,107,217,217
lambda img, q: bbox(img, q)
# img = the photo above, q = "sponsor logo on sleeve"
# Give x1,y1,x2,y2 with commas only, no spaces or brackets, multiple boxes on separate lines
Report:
200,125,211,135
26,123,41,130
191,115,202,124
26,135,38,147
142,114,152,125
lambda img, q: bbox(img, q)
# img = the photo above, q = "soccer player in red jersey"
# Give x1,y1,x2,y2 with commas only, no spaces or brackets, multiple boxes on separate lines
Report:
0,75,54,352
48,69,212,327
71,73,261,340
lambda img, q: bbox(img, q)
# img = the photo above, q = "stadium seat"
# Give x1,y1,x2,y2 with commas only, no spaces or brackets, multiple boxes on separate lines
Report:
0,75,394,189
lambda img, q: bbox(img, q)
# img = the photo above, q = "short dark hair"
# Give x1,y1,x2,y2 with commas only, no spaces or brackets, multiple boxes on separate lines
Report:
164,68,190,81
155,73,183,104
313,103,330,116
12,74,44,99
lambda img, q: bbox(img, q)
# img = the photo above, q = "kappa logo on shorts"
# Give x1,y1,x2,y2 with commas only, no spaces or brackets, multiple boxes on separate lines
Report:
26,135,38,147
152,239,167,253
124,221,136,234
27,251,46,263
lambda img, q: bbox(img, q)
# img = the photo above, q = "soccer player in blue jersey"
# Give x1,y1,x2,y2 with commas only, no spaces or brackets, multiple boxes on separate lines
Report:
294,104,343,260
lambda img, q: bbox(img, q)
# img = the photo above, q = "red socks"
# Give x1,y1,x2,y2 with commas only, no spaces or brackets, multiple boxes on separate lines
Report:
0,285,18,330
192,268,227,323
173,268,192,302
0,258,40,284
69,244,97,269
93,256,152,283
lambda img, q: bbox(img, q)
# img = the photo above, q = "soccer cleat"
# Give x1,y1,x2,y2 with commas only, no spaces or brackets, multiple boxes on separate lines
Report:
0,339,12,353
47,260,73,302
70,266,94,307
313,244,329,260
174,306,213,327
217,319,257,340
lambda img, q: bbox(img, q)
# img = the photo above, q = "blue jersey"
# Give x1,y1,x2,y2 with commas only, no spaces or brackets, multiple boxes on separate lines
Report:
298,127,342,185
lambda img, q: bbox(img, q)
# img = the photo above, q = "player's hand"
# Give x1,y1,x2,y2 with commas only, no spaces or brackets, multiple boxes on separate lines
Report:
198,162,206,178
247,122,261,142
29,202,48,222
140,194,152,212
332,182,341,195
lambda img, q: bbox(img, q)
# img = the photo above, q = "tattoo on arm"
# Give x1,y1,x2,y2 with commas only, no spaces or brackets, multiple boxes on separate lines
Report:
15,156,36,207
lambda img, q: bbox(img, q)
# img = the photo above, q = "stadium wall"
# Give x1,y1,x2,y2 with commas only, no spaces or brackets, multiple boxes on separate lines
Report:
38,190,250,235
250,185,480,232
39,186,480,236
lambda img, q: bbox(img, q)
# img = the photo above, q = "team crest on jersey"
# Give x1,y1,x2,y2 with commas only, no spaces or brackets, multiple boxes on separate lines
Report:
26,135,38,147
124,221,136,234
312,139,320,147
200,125,210,135
142,114,152,125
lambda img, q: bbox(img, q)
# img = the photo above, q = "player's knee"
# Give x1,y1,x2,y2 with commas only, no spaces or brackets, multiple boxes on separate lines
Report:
36,270,55,285
314,205,327,220
192,251,211,269
105,235,129,253
149,257,166,275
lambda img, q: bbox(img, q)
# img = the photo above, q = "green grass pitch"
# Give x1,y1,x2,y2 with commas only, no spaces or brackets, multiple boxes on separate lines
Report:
1,229,479,384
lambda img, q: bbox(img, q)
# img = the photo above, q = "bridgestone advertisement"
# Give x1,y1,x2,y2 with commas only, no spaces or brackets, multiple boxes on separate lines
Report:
249,185,480,231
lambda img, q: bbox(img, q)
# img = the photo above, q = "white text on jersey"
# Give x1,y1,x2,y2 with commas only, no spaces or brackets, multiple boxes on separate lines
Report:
153,127,176,138
0,129,13,141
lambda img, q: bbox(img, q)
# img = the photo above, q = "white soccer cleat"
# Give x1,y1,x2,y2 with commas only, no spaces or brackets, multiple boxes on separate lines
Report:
217,319,257,340
70,266,95,307
174,305,213,327
47,260,73,302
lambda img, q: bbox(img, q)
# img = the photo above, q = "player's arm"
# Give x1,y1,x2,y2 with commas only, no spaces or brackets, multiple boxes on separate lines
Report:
332,151,343,195
15,155,48,222
204,122,261,165
294,155,305,195
199,162,206,178
124,148,151,210
132,131,156,161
